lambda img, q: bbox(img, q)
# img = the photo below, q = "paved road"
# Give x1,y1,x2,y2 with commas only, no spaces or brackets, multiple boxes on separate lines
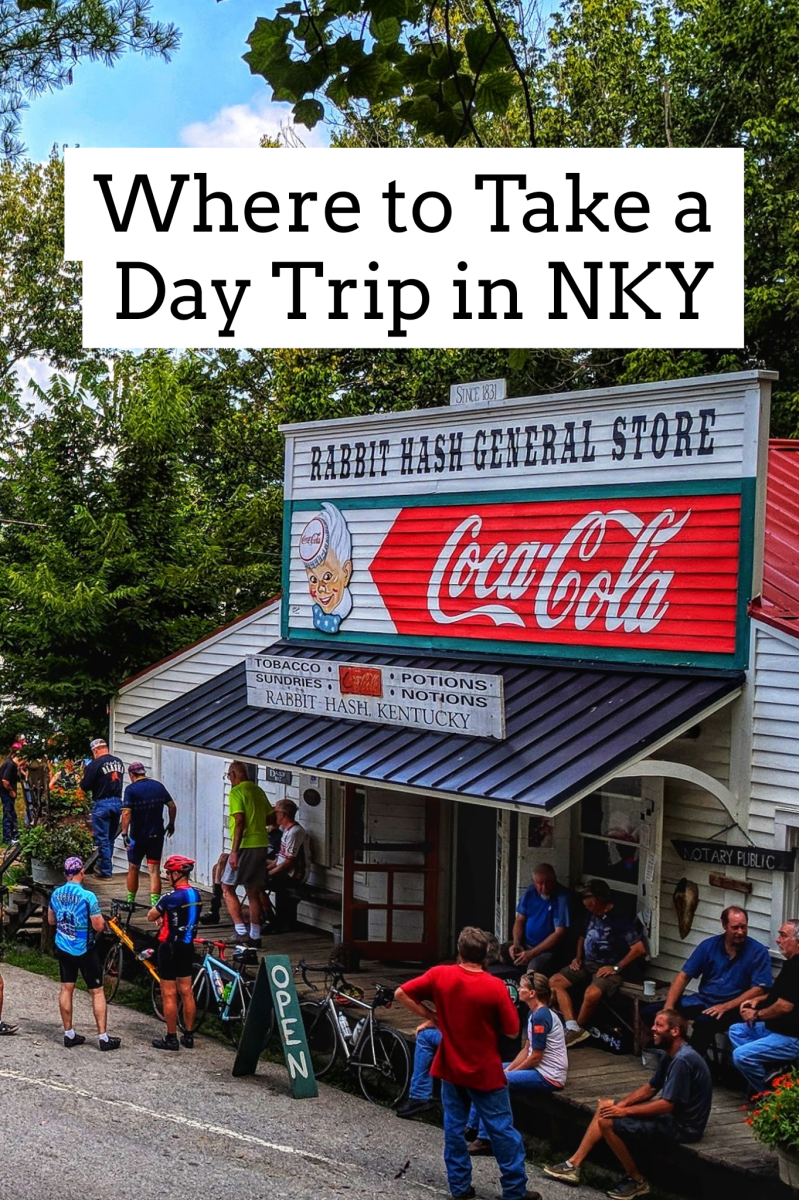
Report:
0,964,604,1200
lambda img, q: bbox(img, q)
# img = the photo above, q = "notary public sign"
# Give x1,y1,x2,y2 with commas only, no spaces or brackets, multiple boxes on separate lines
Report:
672,840,796,873
280,371,773,669
246,654,505,739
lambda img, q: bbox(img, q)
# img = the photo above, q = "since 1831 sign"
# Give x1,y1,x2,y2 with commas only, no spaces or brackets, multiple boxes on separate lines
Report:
280,372,774,669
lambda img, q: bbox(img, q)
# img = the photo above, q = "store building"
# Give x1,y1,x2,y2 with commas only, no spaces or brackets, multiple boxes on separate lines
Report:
113,369,799,975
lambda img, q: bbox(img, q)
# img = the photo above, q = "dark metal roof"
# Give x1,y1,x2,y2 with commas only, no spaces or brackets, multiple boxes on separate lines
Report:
126,645,743,813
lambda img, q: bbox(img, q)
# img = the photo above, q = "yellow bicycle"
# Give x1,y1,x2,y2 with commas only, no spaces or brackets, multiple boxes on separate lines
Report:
102,899,166,1017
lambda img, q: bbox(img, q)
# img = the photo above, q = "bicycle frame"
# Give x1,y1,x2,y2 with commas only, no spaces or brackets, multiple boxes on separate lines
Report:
195,945,250,1023
318,989,381,1064
107,903,160,983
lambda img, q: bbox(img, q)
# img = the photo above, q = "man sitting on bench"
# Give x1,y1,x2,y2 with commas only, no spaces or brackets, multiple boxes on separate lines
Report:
642,905,771,1062
266,798,311,932
544,1008,712,1200
550,880,646,1047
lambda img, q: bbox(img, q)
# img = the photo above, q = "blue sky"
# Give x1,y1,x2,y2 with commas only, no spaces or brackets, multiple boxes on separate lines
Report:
23,0,327,159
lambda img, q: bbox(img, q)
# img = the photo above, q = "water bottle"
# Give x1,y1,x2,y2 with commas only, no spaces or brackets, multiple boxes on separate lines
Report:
211,968,225,1001
352,1017,367,1044
222,981,233,1004
137,947,154,961
337,1010,352,1042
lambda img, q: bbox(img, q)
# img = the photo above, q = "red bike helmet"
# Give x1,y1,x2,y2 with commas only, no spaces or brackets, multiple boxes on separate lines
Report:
163,854,195,875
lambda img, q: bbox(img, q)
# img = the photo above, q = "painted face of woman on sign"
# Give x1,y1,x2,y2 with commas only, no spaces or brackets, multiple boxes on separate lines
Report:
305,549,352,613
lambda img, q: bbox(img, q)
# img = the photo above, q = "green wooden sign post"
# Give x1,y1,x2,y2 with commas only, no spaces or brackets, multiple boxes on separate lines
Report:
232,954,318,1098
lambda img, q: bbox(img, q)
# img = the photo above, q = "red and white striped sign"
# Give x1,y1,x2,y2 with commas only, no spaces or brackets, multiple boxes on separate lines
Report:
368,494,741,654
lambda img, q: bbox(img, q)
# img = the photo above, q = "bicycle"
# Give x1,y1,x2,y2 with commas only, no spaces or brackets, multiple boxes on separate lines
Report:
297,960,411,1106
102,900,164,1013
156,938,269,1047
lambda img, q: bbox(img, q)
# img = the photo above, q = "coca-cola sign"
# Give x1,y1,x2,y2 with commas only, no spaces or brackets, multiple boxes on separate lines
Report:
368,494,741,654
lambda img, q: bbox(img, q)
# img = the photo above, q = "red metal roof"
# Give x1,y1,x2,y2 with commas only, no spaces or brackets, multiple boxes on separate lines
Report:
757,439,799,638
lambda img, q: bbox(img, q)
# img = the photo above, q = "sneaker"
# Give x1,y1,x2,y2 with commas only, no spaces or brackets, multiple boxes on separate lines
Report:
0,1021,18,1035
451,1190,475,1200
64,1033,86,1049
152,1034,180,1052
99,1036,121,1051
180,1032,195,1049
247,936,263,949
199,911,221,926
565,1027,591,1047
607,1177,650,1199
395,1097,437,1119
543,1160,581,1185
467,1138,493,1156
521,1192,542,1200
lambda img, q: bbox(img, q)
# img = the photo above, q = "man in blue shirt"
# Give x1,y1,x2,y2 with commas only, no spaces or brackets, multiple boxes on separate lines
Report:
121,762,177,907
645,906,772,1060
550,880,646,1047
47,856,121,1051
508,864,571,973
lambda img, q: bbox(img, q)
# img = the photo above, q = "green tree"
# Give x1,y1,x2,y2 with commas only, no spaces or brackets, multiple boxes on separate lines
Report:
0,151,85,395
0,352,282,753
0,0,180,160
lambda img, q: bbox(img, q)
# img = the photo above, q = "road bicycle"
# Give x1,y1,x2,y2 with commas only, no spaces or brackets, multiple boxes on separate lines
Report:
156,937,268,1047
297,959,411,1106
102,899,164,1012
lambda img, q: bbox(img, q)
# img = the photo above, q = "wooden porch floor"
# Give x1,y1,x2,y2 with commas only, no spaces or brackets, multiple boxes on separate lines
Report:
85,873,783,1197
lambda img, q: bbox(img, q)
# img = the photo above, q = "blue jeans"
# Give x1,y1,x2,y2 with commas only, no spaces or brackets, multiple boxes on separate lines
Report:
468,1062,557,1138
410,1027,442,1099
92,800,121,876
729,1021,799,1092
2,790,18,842
441,1080,527,1200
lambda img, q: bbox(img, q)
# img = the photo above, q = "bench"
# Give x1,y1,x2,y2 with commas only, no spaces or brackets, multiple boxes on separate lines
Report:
270,880,341,931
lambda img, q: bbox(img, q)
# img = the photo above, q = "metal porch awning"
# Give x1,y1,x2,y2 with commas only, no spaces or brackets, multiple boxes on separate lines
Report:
125,643,743,814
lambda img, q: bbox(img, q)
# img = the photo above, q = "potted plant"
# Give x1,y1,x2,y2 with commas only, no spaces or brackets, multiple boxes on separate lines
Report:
19,823,94,886
747,1070,799,1188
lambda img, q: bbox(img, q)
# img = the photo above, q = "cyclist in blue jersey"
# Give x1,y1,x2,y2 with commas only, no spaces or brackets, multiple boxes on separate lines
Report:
121,762,177,907
148,854,201,1051
47,857,121,1050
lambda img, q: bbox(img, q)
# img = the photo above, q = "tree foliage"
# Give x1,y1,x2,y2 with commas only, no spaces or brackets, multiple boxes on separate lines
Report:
0,0,180,160
246,0,799,432
0,352,283,753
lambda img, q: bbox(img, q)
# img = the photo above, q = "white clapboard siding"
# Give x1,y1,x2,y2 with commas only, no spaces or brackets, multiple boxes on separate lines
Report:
653,705,743,979
109,600,281,883
749,620,799,941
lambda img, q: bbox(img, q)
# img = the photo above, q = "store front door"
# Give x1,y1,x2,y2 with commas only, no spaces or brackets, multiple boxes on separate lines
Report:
342,784,441,962
454,802,497,935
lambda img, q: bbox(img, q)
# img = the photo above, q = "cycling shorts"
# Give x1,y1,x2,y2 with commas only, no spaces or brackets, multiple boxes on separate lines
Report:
126,833,165,866
57,947,103,990
157,941,195,981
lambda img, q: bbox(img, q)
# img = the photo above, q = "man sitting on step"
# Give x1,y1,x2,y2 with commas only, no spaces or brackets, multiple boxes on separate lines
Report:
544,1008,712,1200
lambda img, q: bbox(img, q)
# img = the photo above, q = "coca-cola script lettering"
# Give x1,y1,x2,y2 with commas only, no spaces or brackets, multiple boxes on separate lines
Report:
368,494,741,654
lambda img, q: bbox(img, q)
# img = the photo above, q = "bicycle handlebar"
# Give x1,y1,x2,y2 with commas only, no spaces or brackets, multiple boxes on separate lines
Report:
296,958,351,992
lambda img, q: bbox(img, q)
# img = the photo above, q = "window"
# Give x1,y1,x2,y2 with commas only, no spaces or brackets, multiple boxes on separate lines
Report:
576,776,663,954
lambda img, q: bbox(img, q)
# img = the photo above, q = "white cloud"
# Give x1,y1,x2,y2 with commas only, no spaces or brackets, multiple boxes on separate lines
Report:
180,95,329,150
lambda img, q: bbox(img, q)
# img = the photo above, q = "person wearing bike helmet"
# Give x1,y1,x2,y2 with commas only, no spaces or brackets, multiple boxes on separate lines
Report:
147,854,201,1051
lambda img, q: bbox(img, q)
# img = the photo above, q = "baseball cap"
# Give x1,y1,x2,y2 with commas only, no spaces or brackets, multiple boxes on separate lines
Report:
578,879,612,901
128,762,146,775
64,857,83,875
89,738,107,751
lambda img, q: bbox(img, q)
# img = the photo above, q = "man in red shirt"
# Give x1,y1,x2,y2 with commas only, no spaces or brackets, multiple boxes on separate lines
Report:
396,927,540,1200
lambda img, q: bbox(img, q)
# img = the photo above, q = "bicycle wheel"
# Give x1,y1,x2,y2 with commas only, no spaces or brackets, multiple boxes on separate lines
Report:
224,977,255,1048
180,965,209,1034
299,1001,338,1077
357,1025,411,1106
102,943,123,1003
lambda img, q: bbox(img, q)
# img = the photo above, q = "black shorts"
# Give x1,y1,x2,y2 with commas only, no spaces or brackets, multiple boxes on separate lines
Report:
127,833,165,866
612,1113,682,1146
157,941,195,981
57,947,103,990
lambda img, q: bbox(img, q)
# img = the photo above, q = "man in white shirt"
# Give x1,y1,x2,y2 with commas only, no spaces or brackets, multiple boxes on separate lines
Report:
266,799,311,932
